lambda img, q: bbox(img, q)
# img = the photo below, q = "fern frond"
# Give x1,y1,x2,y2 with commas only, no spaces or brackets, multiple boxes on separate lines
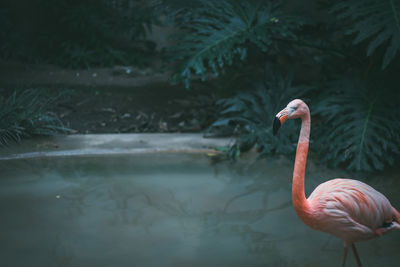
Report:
313,77,400,171
0,89,71,146
331,0,400,68
171,0,305,88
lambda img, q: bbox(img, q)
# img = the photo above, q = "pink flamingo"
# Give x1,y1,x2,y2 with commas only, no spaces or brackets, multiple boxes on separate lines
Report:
273,99,400,267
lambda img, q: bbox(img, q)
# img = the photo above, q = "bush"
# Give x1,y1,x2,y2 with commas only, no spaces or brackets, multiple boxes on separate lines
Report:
168,0,400,171
312,76,400,171
168,0,306,88
0,89,70,146
209,67,307,157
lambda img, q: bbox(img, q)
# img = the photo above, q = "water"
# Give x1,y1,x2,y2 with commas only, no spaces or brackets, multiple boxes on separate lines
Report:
0,153,399,267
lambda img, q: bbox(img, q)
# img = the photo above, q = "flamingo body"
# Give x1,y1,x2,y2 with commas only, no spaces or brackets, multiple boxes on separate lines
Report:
274,99,399,266
307,178,400,245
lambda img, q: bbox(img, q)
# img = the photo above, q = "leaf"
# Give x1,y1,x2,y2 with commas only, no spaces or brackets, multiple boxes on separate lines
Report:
0,89,71,146
170,0,305,88
209,66,310,157
331,0,400,68
312,77,400,171
211,118,233,127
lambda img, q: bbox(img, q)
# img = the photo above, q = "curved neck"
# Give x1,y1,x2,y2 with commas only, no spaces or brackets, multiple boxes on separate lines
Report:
292,112,312,223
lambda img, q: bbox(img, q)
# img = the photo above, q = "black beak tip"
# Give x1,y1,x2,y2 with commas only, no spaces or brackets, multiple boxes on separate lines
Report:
273,117,281,136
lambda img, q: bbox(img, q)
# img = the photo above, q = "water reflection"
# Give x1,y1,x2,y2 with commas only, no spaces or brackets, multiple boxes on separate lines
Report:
0,154,398,266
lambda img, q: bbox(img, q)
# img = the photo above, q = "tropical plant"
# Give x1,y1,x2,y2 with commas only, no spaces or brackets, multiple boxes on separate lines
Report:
312,77,400,171
331,0,400,68
167,0,400,171
169,0,306,88
0,89,70,146
212,72,400,171
209,67,310,158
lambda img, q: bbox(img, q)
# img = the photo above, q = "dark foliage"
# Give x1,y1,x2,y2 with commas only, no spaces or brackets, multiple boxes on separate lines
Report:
331,0,400,68
0,0,157,68
1,0,400,171
312,76,400,171
0,89,70,146
169,0,306,88
168,0,400,171
209,67,308,157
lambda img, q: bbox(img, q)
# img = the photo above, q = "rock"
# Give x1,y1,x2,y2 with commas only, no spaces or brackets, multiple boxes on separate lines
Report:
121,113,131,119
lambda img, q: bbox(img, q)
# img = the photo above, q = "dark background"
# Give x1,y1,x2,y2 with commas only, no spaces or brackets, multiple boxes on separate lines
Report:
0,0,399,172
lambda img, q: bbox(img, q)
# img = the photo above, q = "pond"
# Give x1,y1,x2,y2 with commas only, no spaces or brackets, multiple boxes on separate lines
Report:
0,150,399,266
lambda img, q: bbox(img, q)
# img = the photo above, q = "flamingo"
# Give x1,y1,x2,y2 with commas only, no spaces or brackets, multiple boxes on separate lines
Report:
273,99,400,267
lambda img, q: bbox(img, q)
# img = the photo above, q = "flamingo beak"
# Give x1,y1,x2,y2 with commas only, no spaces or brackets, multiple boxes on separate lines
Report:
273,108,288,136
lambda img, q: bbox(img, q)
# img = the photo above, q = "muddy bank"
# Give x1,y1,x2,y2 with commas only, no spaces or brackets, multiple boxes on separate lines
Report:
0,61,218,134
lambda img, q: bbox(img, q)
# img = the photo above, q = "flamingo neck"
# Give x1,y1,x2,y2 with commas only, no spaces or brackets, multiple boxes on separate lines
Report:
292,113,313,224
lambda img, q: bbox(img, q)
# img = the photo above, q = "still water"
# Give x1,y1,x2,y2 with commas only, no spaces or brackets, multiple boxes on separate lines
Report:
0,153,398,267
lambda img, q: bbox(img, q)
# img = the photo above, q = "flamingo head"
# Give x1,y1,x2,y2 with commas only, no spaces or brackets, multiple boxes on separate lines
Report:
273,99,309,135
